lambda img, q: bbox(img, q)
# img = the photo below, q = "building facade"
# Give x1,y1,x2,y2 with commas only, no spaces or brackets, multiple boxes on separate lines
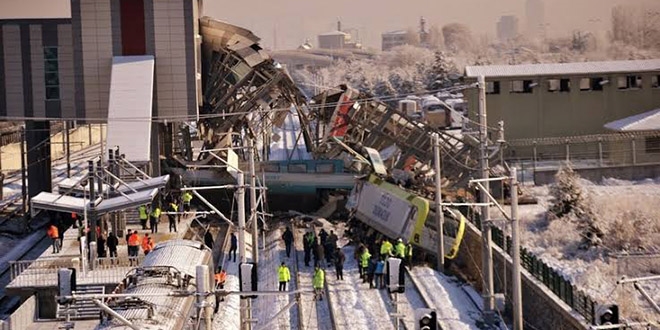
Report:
464,60,660,142
525,0,545,38
497,15,519,42
381,30,408,51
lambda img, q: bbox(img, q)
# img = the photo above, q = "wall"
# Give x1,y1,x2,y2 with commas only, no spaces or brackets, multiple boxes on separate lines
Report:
0,20,73,119
6,295,36,330
465,73,660,141
453,221,590,330
534,163,660,185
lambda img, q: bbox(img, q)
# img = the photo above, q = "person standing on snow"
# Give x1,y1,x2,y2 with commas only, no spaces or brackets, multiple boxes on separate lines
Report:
229,232,238,262
360,248,371,282
282,227,294,258
334,247,345,280
394,238,406,258
313,265,325,301
374,257,386,289
380,239,393,260
278,262,291,291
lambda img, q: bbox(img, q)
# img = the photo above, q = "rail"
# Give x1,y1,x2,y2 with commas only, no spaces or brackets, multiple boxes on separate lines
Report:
461,206,599,325
402,267,446,330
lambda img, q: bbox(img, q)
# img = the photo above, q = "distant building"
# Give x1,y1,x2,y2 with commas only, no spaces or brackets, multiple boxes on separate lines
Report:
525,0,546,37
497,15,520,42
318,20,361,50
381,30,408,51
464,59,660,157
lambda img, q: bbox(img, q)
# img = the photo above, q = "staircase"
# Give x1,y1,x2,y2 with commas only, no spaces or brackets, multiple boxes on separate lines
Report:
56,285,105,320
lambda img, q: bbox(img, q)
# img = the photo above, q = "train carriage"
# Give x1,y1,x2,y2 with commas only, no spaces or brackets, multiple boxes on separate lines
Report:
349,175,466,260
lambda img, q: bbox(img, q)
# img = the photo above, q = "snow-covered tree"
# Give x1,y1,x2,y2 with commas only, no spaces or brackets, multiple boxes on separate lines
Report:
548,164,603,249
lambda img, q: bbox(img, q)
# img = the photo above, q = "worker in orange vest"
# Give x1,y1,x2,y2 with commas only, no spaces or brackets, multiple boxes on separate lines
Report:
214,266,227,313
128,230,140,265
47,224,60,253
141,233,154,255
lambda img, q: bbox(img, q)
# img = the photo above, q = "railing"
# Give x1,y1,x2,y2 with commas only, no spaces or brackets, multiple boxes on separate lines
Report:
461,206,598,325
10,255,144,287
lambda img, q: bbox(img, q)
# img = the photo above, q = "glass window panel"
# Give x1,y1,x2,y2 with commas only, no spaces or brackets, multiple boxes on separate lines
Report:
315,163,335,173
45,60,59,73
45,72,59,86
46,86,60,100
287,163,307,173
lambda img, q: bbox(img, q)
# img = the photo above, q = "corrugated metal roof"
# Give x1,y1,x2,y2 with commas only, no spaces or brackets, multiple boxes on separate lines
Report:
465,59,660,78
106,56,154,162
604,108,660,131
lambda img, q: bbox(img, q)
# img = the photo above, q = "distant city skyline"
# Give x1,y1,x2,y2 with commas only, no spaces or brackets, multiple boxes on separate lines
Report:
1,0,657,50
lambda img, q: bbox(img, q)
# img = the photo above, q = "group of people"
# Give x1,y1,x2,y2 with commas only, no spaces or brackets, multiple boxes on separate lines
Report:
357,238,413,290
137,191,193,234
126,230,155,265
302,228,340,269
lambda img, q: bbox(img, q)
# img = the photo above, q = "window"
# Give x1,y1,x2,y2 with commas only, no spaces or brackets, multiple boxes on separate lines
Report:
486,81,500,94
579,78,591,91
547,79,559,92
287,163,307,173
262,163,280,172
315,163,335,173
645,137,660,154
559,79,571,92
44,47,59,100
510,80,534,94
618,75,642,90
652,75,659,88
590,77,604,91
120,0,146,55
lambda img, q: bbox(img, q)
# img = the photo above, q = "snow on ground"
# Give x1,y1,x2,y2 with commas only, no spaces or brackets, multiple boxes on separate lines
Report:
410,267,483,330
293,226,332,330
326,244,394,330
252,227,299,330
513,176,660,321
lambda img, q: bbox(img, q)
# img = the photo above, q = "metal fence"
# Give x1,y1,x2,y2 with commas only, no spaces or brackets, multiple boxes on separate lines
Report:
462,206,598,325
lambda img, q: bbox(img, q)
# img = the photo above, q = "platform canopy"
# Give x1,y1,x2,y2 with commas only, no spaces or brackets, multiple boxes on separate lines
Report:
31,188,159,216
604,108,660,132
56,175,170,197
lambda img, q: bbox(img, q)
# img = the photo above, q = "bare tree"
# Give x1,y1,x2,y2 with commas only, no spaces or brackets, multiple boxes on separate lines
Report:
611,4,660,50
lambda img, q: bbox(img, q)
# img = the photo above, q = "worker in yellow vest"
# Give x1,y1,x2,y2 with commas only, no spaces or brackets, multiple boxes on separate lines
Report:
138,204,148,230
150,205,161,234
168,201,178,232
182,191,193,212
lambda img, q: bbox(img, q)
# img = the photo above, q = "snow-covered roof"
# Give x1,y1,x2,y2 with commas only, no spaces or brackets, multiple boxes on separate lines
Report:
604,108,660,131
382,30,407,36
318,30,349,36
465,59,660,78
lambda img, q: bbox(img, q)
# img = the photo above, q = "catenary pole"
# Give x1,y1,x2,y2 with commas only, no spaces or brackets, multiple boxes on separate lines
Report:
249,139,258,264
478,75,495,325
433,133,444,272
510,167,523,330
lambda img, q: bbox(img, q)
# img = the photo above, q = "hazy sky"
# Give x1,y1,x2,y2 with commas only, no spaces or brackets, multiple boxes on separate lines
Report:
1,0,656,49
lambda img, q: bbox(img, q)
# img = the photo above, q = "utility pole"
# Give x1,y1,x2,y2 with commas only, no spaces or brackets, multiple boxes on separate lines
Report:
65,121,71,178
478,75,495,325
510,167,523,330
20,126,27,211
237,172,251,330
433,133,444,272
249,140,258,264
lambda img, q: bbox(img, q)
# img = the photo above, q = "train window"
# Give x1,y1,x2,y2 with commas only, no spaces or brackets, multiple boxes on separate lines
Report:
287,163,307,173
315,163,335,173
262,163,280,172
424,210,459,237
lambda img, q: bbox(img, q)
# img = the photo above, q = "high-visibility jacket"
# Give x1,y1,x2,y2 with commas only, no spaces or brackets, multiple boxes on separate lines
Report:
151,207,161,218
380,241,393,255
138,205,148,219
47,225,59,239
142,237,154,252
360,250,371,268
169,202,178,212
128,233,140,246
278,265,291,282
215,271,227,285
395,242,406,258
182,192,193,203
313,268,325,289
406,244,413,257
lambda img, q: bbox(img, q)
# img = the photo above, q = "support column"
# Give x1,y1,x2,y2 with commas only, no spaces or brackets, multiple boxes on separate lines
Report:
433,133,444,272
510,168,523,330
249,140,259,264
25,121,52,199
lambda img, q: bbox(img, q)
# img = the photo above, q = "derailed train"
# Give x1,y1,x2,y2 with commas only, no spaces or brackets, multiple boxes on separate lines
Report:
348,175,467,260
97,240,214,330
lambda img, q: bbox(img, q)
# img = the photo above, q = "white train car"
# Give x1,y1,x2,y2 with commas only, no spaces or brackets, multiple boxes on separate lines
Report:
97,239,214,330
